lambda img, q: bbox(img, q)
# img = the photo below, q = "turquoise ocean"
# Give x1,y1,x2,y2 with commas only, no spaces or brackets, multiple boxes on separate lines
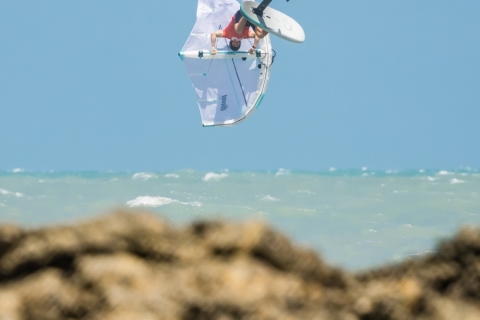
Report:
1,168,479,270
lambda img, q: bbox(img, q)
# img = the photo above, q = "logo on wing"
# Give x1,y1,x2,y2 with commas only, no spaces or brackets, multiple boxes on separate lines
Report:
220,95,229,111
219,3,233,7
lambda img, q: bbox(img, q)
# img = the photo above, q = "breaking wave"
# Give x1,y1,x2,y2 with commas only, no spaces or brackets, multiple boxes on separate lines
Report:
126,196,201,208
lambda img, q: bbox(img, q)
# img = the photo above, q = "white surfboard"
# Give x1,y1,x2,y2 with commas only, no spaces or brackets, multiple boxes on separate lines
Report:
241,1,305,43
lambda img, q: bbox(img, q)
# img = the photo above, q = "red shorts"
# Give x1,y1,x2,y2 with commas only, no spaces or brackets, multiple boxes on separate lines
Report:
222,12,251,40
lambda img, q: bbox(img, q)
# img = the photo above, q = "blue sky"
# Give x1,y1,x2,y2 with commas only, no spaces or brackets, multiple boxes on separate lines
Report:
1,0,479,172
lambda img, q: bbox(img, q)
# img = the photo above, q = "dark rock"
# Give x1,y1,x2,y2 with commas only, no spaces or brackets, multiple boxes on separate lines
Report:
0,211,479,319
0,224,25,258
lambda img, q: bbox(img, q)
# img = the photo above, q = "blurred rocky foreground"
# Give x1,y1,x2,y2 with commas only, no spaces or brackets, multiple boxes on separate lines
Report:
0,212,480,320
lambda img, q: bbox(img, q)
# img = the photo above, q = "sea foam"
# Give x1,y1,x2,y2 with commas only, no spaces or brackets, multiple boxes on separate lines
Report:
126,196,201,208
132,172,158,181
437,170,452,175
202,172,228,181
0,189,24,197
275,168,290,176
261,195,280,201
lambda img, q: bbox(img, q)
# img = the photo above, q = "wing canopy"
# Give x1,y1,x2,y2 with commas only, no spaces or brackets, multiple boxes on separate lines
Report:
179,0,273,127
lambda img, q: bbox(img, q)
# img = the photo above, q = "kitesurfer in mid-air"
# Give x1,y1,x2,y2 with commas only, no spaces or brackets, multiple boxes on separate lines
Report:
211,10,268,55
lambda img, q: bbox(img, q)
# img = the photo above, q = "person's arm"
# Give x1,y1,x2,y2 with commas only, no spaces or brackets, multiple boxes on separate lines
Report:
249,28,268,54
210,31,223,55
248,31,260,54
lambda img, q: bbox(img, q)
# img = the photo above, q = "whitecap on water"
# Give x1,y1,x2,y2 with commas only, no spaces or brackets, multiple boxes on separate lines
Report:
127,196,174,207
132,172,158,181
164,173,180,179
450,178,466,184
202,172,228,181
297,208,315,213
0,189,24,197
12,168,24,173
437,170,452,175
260,195,280,201
297,190,315,195
126,196,201,208
275,168,290,176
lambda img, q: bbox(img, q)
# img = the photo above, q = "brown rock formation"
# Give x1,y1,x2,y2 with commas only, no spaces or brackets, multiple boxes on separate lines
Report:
0,211,479,319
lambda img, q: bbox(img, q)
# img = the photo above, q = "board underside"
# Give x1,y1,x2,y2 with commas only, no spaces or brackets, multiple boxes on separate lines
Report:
241,1,305,43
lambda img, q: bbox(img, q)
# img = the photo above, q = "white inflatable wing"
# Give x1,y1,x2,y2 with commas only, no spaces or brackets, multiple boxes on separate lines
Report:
179,0,273,127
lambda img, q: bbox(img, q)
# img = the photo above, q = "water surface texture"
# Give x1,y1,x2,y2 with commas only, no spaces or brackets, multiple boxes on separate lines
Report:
1,168,479,270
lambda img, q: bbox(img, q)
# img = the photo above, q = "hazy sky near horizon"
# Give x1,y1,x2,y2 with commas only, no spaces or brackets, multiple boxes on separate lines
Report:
1,0,479,172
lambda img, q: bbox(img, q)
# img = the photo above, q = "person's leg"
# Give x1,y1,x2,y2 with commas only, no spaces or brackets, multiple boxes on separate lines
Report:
242,15,256,29
235,18,249,34
255,26,268,38
234,10,248,35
